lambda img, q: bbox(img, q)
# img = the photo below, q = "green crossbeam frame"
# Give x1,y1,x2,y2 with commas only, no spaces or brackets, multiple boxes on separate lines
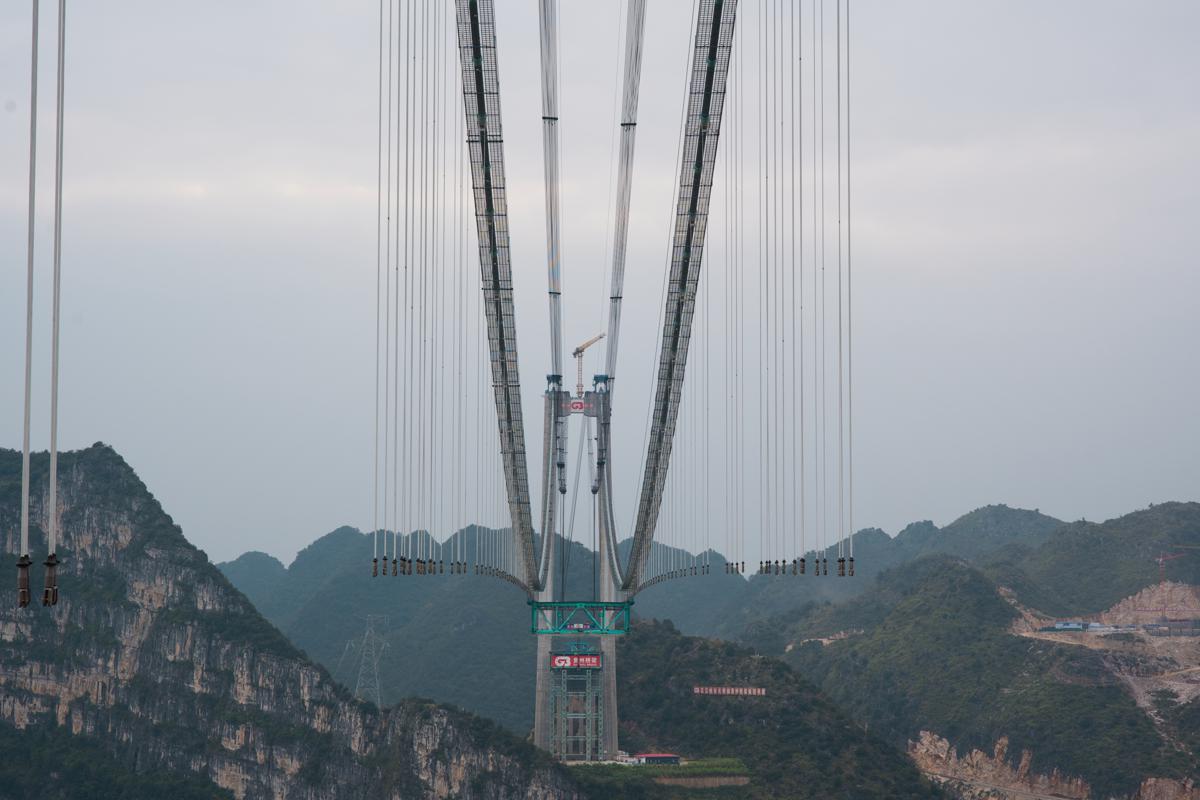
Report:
529,601,633,635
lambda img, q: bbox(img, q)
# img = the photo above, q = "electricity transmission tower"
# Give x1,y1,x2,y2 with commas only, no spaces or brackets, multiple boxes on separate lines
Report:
353,614,389,707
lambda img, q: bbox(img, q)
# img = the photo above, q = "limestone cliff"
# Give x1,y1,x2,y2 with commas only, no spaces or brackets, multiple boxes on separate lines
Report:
909,731,1199,800
0,445,579,800
909,730,1091,799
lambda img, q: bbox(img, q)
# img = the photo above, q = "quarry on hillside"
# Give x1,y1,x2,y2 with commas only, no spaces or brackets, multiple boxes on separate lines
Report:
1006,583,1200,713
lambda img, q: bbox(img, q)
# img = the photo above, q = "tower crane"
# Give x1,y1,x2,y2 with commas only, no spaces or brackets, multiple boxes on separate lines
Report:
572,333,605,398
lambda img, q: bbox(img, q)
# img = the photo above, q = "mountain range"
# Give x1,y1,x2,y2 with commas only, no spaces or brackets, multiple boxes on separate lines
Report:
1,444,951,799
0,445,576,799
222,499,1200,798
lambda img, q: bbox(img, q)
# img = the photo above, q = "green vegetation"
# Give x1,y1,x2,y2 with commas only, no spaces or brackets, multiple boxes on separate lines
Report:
1163,693,1200,758
0,445,571,800
216,497,1200,797
0,722,232,800
570,759,750,800
616,621,944,799
984,502,1200,615
786,557,1194,798
219,526,582,732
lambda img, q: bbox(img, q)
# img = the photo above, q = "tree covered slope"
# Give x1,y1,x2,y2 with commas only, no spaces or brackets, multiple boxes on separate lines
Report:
613,621,945,800
783,557,1194,798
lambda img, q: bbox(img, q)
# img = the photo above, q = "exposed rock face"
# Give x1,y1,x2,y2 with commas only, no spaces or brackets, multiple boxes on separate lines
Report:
1100,583,1200,626
0,445,578,800
909,731,1090,799
910,732,1200,800
1135,778,1200,800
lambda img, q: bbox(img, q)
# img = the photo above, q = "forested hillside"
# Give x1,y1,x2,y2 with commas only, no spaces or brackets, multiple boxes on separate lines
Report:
610,621,945,799
984,502,1200,615
783,557,1195,798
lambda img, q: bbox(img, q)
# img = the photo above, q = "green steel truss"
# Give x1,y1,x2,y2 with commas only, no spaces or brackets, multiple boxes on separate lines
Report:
530,600,632,636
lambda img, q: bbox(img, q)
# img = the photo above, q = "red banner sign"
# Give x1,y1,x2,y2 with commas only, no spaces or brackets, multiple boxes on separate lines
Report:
551,654,602,669
693,686,766,696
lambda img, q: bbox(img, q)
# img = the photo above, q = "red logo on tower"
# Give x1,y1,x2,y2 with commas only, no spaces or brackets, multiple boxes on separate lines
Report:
551,654,602,669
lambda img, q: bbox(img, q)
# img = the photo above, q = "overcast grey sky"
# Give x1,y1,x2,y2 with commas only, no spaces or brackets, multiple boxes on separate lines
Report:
2,2,1197,565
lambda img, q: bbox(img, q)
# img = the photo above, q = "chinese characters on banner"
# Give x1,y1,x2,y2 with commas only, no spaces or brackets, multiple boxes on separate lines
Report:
550,654,603,669
692,686,766,696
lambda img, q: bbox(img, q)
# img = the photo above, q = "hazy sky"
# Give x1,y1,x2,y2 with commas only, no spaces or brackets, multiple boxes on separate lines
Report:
1,1,1197,565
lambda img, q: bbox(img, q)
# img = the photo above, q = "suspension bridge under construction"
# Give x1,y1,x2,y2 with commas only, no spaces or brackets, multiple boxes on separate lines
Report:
14,0,863,763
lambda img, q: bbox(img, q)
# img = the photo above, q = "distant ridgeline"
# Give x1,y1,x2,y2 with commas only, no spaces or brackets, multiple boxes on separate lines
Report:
226,500,1200,798
217,502,1069,731
767,505,1200,800
0,443,954,800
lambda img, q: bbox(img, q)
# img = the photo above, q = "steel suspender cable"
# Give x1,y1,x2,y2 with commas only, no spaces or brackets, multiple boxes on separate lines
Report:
797,0,806,573
382,0,395,576
17,0,40,608
390,0,400,572
401,0,412,571
434,0,444,571
373,0,383,574
757,0,765,574
729,17,739,575
418,0,428,569
402,0,414,573
434,0,441,569
442,0,450,570
430,0,439,569
700,241,705,573
837,0,844,575
816,0,826,575
766,0,773,571
846,0,854,574
727,50,737,573
769,0,777,571
778,0,787,572
721,100,730,573
792,0,801,575
43,0,67,606
457,45,466,572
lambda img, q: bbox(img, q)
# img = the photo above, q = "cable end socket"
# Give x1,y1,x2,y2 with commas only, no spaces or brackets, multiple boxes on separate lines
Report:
17,555,32,608
42,553,59,607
